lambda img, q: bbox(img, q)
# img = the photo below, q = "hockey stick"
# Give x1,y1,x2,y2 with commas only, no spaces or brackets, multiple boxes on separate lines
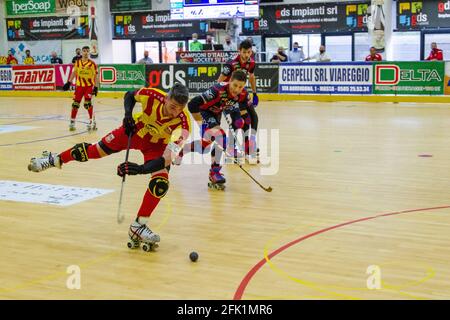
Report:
117,134,132,224
213,140,272,192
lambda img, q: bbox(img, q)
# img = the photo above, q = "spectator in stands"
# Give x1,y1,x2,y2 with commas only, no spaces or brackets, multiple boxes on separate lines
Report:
23,50,35,64
72,48,82,64
50,51,63,64
304,45,331,62
6,50,18,65
425,42,444,61
190,33,203,51
365,47,382,61
223,35,236,51
203,35,214,50
270,46,288,63
137,50,153,64
288,42,305,62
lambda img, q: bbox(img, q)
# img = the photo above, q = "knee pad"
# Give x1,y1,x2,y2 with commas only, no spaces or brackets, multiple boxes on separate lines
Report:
234,118,244,130
72,101,80,109
148,175,169,198
70,143,91,162
244,113,251,125
84,101,92,110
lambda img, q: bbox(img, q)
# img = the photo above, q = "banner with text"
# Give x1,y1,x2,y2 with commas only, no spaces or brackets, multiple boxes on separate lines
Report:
0,66,14,90
279,63,373,94
373,61,444,95
145,64,220,93
242,2,370,35
99,64,146,91
253,63,279,94
6,0,55,16
7,15,89,41
176,51,238,64
55,63,74,89
397,0,450,30
113,11,208,39
12,65,56,90
8,40,62,65
110,0,152,13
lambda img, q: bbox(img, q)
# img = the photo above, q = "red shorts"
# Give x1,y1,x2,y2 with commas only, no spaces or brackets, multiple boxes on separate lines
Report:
101,126,166,162
73,86,93,103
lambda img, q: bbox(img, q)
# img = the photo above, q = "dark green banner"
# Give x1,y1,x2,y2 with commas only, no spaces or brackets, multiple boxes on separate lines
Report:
109,0,151,13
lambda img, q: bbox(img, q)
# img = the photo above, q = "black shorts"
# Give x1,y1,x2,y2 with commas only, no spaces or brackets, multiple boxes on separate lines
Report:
201,107,242,130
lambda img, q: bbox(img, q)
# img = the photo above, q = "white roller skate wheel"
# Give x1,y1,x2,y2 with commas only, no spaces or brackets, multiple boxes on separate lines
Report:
142,244,151,252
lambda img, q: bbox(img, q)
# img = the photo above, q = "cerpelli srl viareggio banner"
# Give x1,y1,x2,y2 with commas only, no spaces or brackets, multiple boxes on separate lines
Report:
144,63,279,94
279,62,373,94
113,11,208,39
397,0,450,30
242,1,370,35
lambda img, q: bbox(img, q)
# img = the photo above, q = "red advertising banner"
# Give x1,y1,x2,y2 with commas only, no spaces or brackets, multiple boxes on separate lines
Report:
12,65,55,90
55,64,74,89
176,51,238,63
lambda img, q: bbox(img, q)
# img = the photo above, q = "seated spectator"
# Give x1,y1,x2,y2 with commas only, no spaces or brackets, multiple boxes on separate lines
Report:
365,47,382,61
137,50,153,64
425,42,443,61
190,33,203,51
303,45,331,62
270,47,288,63
288,42,305,62
223,35,236,51
6,50,18,65
50,51,63,64
24,50,35,64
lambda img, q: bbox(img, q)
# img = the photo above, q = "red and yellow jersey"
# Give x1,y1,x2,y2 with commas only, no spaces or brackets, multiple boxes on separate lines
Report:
23,56,35,65
7,56,18,65
74,58,97,87
0,56,7,65
133,88,191,150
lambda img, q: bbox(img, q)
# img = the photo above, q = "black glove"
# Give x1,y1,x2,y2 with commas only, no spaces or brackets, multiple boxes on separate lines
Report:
93,86,98,96
63,81,71,91
117,162,143,177
123,115,136,136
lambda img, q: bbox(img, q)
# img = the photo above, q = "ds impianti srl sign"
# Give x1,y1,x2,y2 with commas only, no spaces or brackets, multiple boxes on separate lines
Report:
6,0,55,16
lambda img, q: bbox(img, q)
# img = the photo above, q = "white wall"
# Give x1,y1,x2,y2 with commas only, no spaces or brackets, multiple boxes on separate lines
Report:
112,40,132,63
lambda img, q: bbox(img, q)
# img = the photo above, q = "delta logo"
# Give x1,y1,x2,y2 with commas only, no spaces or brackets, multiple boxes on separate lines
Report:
345,4,368,29
114,15,135,36
375,64,441,85
398,1,428,27
99,67,145,84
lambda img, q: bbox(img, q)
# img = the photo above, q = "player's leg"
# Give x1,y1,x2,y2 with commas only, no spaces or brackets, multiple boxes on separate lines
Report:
244,104,259,164
83,86,96,131
128,167,170,249
70,87,83,131
224,107,245,164
28,126,131,172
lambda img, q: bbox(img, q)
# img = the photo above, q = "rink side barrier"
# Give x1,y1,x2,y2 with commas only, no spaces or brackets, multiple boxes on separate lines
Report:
0,62,449,103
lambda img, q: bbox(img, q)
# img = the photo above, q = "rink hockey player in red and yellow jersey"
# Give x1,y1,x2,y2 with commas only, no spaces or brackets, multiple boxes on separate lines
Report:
28,84,191,251
63,46,99,132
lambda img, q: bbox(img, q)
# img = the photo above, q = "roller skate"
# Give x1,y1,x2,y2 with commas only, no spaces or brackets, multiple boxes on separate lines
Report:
127,219,160,252
86,119,97,132
69,120,76,131
28,151,61,172
208,164,226,190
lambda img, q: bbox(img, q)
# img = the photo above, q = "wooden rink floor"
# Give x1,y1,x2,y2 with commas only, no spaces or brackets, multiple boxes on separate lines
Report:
0,96,449,300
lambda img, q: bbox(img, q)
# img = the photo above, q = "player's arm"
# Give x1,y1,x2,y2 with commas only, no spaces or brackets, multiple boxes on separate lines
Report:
122,90,139,136
188,86,219,124
248,65,258,106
